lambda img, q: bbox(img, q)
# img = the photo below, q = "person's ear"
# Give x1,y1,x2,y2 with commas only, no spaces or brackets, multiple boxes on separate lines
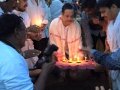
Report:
14,28,21,39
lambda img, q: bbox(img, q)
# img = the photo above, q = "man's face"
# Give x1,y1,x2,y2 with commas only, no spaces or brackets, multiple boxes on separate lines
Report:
62,9,74,26
17,0,28,12
99,7,114,21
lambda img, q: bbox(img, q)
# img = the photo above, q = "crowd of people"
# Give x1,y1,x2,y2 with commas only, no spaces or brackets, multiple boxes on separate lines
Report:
0,0,120,90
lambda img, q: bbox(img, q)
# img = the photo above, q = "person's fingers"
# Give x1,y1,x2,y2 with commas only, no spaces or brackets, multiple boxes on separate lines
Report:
42,62,55,73
30,49,41,56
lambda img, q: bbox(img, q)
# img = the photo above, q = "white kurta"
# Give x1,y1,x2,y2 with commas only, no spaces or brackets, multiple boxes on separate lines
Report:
26,0,48,26
26,0,49,38
49,17,83,58
107,11,120,90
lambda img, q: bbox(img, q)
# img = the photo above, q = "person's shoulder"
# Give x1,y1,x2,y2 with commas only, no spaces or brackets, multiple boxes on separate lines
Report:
52,17,59,22
0,41,23,61
0,42,27,72
50,17,59,25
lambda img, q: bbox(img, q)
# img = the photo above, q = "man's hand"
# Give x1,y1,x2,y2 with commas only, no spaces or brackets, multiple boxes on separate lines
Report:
34,59,55,90
23,49,41,59
29,69,42,77
41,53,57,74
78,49,95,60
42,61,55,73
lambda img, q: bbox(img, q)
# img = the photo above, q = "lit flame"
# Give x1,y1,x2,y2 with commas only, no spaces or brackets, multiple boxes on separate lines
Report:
31,18,42,27
61,55,82,64
74,55,77,59
34,20,42,26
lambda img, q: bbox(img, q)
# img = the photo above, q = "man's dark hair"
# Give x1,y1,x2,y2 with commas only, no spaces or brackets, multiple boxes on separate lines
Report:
62,3,74,13
97,0,120,8
0,14,23,39
81,0,96,10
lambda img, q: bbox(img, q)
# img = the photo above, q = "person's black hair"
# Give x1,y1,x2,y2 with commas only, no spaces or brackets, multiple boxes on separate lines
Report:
97,0,120,8
81,0,96,10
62,3,74,13
0,14,23,39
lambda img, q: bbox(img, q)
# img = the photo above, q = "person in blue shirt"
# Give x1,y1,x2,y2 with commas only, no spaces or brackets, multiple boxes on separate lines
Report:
0,14,55,90
89,49,120,70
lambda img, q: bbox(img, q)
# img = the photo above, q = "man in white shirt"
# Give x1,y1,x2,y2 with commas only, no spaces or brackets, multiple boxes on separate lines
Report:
0,0,30,28
26,0,48,36
98,0,120,90
12,0,31,28
49,3,83,59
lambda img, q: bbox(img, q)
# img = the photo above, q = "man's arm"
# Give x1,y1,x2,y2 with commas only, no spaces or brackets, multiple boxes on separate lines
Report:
34,61,55,90
91,49,120,70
